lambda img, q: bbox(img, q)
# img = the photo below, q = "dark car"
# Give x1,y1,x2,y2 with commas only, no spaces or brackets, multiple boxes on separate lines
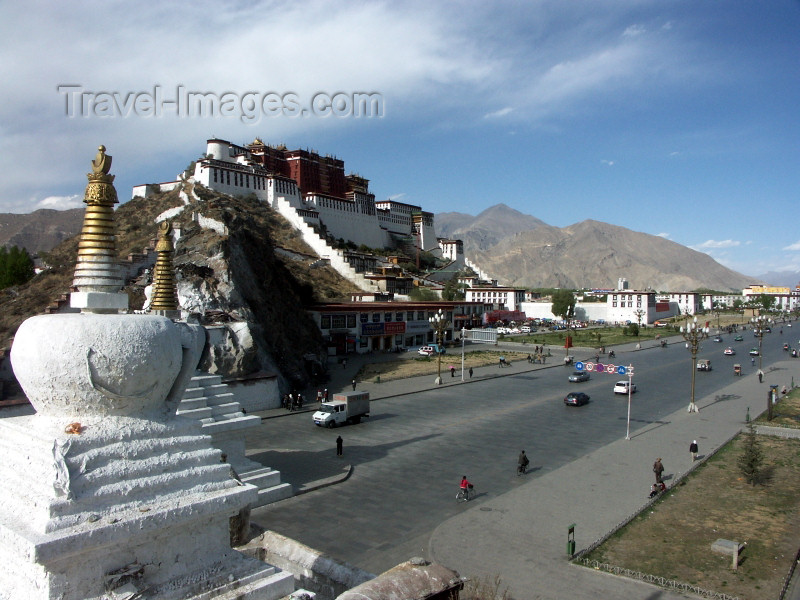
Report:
734,335,744,341
568,371,590,382
564,392,590,406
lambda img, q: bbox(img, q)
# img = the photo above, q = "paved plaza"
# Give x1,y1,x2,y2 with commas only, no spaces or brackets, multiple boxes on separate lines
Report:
250,336,800,599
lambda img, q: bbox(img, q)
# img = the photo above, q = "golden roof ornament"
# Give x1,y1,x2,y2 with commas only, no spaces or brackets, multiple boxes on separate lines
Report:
71,145,127,312
149,220,180,315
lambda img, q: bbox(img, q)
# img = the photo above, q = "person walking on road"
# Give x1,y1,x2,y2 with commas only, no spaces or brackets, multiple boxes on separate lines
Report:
468,367,473,378
336,435,343,457
653,457,664,484
450,365,455,378
517,450,529,475
352,379,356,391
758,369,764,383
689,440,699,462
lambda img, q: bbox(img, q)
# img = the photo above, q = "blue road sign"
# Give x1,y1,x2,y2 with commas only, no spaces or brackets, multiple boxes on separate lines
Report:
617,365,627,375
575,361,584,371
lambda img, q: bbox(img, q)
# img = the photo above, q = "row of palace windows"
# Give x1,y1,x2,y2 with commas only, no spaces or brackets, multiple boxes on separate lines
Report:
211,168,267,191
319,310,454,329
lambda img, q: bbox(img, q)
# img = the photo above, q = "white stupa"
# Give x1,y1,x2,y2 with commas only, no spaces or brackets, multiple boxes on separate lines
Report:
0,147,293,599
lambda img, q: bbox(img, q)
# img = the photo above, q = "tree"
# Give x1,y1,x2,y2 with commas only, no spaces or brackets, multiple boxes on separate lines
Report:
551,289,576,321
757,293,776,311
442,277,465,301
0,246,35,290
409,286,438,301
737,422,763,485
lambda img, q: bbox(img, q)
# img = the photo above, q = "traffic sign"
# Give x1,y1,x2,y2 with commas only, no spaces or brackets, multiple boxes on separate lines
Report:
617,365,627,375
575,361,584,371
586,362,594,371
606,364,615,373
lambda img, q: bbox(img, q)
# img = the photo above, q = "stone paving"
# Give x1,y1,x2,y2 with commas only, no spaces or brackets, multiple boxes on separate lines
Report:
252,337,800,599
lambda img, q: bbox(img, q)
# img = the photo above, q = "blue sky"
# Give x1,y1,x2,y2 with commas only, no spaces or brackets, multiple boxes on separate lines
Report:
1,1,798,279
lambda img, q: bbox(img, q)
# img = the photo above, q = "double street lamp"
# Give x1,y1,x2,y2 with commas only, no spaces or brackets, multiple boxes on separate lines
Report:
750,314,773,377
680,316,709,413
429,308,450,385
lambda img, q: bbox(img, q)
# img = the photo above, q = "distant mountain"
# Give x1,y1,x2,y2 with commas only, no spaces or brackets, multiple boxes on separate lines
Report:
753,271,800,288
436,204,547,251
0,208,84,254
440,205,757,292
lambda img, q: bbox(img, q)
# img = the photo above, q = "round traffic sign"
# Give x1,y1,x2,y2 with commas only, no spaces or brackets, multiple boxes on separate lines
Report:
586,362,594,371
606,364,615,373
575,361,584,371
617,365,627,375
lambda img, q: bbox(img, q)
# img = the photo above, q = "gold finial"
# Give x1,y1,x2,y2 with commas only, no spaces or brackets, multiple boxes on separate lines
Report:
149,220,179,313
91,145,112,176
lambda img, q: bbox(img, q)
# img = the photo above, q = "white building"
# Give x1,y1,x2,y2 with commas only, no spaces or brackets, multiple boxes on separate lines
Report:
464,286,526,311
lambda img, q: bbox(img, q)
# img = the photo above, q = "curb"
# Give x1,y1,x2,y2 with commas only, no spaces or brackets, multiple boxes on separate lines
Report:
293,464,353,497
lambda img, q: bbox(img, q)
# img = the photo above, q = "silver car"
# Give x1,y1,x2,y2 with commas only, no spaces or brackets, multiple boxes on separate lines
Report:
568,371,590,382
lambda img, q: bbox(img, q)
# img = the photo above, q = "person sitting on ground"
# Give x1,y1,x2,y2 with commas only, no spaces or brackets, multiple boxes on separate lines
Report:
648,481,667,498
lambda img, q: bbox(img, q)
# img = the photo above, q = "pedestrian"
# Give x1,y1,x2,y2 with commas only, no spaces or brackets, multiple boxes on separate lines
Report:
352,379,356,391
751,356,755,366
324,388,329,401
450,365,455,378
317,389,323,403
689,440,699,462
653,457,664,484
468,367,473,378
336,435,343,457
517,450,529,476
342,358,347,369
757,369,763,383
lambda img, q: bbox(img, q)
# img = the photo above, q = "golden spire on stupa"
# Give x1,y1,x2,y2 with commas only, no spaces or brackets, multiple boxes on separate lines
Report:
72,145,123,293
70,145,128,312
149,220,179,313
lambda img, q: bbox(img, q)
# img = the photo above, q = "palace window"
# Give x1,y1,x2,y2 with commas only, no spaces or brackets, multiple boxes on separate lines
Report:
347,314,356,328
360,313,368,323
372,313,380,323
320,315,331,329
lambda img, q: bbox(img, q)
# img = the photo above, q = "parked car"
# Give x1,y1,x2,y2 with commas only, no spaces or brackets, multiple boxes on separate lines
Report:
614,380,637,395
520,325,532,333
564,392,590,406
734,335,744,341
749,348,760,356
568,371,590,382
696,359,712,371
418,346,435,356
724,347,736,355
713,336,723,343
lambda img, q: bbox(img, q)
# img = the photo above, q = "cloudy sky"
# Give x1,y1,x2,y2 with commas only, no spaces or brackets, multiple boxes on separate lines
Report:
1,1,798,279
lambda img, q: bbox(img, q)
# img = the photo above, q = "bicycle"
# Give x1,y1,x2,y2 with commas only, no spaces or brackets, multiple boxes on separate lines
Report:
456,485,474,502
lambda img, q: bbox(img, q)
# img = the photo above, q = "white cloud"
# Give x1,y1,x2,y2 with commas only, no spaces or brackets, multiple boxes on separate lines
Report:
388,193,406,201
600,159,615,166
484,107,514,119
656,232,670,238
783,241,800,251
695,239,741,249
35,194,83,210
622,25,646,38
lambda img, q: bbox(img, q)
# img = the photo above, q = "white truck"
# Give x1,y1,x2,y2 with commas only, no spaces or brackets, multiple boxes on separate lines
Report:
313,391,370,427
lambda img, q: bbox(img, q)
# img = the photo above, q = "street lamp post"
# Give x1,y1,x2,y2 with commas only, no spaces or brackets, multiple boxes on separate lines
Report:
429,308,450,385
680,316,709,413
751,314,773,377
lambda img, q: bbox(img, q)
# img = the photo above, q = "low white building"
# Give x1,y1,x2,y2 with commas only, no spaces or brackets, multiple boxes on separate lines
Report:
464,286,526,311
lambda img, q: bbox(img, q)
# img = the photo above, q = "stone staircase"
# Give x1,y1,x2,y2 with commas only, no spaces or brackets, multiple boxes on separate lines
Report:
177,372,292,507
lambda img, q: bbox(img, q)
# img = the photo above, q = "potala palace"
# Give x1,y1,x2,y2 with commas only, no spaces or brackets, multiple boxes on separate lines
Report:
133,138,485,286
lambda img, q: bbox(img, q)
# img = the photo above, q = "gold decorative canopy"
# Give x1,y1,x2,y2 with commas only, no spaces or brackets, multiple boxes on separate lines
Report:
149,221,179,312
72,145,123,295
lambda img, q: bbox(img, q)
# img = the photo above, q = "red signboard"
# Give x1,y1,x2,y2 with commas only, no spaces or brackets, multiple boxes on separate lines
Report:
385,322,406,335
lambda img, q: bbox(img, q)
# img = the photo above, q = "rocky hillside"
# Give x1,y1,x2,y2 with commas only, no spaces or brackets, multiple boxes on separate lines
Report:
437,205,756,291
0,186,361,392
0,208,84,254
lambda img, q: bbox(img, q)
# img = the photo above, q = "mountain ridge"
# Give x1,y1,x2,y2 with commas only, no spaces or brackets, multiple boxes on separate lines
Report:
437,205,758,291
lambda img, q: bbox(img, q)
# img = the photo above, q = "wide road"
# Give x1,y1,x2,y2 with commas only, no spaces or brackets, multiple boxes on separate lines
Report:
248,328,795,575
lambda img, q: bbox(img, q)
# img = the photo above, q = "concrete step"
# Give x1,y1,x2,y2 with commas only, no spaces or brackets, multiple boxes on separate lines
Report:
190,374,224,388
183,383,229,399
209,401,243,416
204,392,237,407
176,406,214,420
240,468,283,489
200,415,262,435
178,397,208,411
254,482,293,507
